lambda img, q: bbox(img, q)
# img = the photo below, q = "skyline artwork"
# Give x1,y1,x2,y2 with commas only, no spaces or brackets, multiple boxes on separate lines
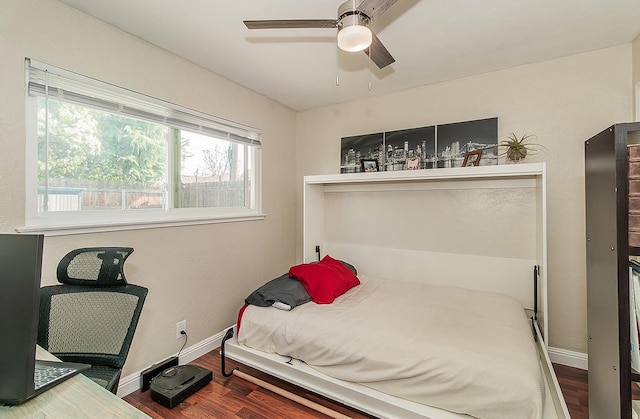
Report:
340,117,498,173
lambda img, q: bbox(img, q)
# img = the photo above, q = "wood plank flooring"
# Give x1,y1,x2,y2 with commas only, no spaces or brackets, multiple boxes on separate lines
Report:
552,363,588,418
124,348,591,418
125,349,374,419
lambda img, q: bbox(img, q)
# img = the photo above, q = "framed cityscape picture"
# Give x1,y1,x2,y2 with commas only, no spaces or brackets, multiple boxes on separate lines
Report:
383,126,436,171
340,133,383,173
340,117,497,173
436,118,497,167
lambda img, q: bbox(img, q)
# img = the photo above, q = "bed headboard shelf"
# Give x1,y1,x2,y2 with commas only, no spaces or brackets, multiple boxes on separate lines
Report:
305,163,545,184
304,162,548,343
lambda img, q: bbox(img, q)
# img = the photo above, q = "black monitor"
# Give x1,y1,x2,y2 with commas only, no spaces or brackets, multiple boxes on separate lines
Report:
0,234,44,401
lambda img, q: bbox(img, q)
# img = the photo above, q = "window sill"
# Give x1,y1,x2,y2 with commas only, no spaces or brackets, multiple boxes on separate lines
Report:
17,213,266,236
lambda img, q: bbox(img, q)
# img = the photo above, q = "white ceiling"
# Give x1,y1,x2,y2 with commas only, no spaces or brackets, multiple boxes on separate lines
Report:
58,0,640,111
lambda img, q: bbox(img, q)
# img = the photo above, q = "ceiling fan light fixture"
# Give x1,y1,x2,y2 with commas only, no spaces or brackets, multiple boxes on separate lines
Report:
337,22,372,52
244,0,396,68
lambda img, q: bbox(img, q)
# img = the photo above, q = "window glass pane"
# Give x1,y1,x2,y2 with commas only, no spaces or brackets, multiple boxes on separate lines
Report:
26,60,262,232
37,98,168,212
179,131,246,208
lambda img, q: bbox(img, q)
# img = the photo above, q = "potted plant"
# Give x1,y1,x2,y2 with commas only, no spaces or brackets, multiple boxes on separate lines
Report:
500,132,544,162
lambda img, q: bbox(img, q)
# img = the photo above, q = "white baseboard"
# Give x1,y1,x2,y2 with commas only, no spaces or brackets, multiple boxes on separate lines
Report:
116,327,232,398
548,346,588,370
117,330,589,397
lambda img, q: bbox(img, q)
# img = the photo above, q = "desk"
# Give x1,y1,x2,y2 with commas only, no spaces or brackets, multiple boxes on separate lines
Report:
0,346,150,418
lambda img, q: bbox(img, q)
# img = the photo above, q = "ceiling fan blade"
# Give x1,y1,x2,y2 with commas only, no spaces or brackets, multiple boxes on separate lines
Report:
356,0,398,20
364,32,395,69
244,19,337,29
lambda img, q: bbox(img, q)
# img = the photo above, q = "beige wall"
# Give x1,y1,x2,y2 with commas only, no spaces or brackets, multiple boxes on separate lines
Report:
0,0,297,378
296,45,634,353
1,0,635,376
633,35,640,120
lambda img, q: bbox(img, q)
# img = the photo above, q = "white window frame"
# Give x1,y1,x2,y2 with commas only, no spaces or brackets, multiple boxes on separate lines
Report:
20,59,263,236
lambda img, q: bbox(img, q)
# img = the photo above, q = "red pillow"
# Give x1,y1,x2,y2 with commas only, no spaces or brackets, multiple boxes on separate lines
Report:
289,255,360,304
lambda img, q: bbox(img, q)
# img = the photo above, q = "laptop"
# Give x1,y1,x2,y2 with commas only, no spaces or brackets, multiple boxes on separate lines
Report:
0,234,89,406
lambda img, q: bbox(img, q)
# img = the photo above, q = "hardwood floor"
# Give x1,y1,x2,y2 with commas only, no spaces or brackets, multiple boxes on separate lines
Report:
552,363,588,418
125,349,588,418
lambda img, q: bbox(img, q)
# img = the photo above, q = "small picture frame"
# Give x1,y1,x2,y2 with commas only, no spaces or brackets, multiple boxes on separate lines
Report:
405,156,421,170
361,159,380,172
462,150,483,167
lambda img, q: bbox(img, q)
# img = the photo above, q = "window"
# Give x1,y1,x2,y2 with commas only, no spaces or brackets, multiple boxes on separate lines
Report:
22,59,262,234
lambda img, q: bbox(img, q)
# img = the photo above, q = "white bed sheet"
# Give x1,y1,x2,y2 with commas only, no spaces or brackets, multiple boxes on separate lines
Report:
238,276,544,419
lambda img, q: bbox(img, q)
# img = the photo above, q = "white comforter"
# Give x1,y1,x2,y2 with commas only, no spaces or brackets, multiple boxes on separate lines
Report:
238,276,544,419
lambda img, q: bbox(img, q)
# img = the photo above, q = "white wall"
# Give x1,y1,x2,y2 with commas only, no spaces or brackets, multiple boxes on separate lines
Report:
633,35,640,120
296,45,634,353
1,0,634,374
0,0,297,378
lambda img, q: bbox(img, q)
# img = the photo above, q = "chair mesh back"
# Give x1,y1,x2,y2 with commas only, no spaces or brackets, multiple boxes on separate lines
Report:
46,292,137,355
57,247,133,285
38,284,148,369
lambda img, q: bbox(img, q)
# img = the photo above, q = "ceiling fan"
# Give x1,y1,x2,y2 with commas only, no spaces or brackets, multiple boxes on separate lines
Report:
243,0,397,69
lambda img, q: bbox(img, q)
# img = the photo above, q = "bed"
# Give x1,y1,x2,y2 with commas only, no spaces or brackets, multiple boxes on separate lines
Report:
238,271,544,418
224,164,569,418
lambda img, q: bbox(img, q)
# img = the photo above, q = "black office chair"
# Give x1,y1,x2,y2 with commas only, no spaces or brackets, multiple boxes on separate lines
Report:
37,247,148,394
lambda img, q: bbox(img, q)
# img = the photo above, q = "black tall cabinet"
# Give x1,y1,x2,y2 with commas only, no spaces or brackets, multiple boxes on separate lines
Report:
586,122,640,418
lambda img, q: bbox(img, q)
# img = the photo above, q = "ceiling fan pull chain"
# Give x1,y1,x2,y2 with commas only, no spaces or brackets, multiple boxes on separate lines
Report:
336,45,341,86
368,16,373,92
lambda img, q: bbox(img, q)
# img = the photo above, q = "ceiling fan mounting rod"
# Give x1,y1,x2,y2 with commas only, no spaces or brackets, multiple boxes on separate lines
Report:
337,11,371,31
338,9,371,25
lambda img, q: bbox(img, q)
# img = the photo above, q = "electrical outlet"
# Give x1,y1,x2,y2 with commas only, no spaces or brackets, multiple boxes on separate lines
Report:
176,320,186,339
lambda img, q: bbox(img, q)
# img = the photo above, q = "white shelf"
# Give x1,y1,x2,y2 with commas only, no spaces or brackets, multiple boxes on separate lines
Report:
305,162,545,185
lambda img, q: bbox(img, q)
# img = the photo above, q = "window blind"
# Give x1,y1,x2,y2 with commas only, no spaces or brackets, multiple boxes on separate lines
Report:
26,59,261,147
